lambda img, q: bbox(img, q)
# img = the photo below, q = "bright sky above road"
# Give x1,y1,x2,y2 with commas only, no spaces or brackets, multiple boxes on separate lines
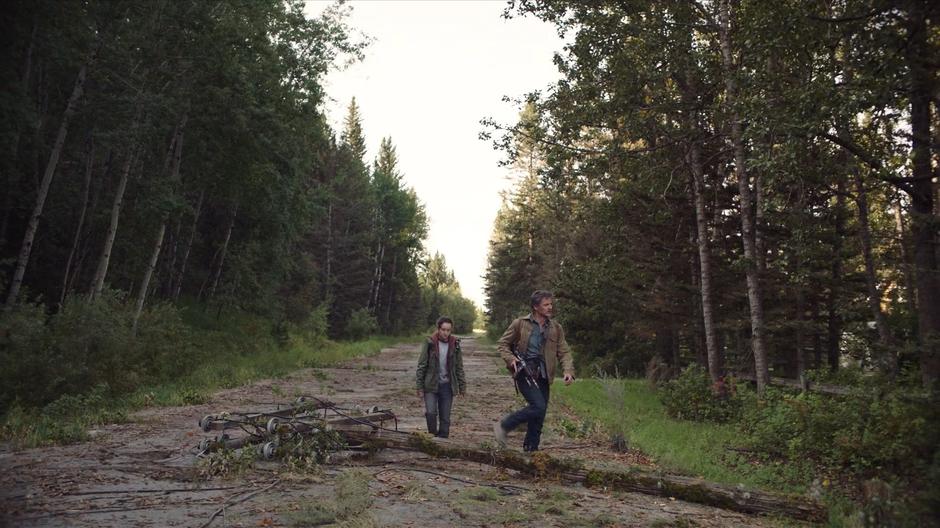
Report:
305,1,564,308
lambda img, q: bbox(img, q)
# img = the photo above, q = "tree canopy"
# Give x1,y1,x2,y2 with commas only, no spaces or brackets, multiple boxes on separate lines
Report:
0,0,477,411
485,0,940,390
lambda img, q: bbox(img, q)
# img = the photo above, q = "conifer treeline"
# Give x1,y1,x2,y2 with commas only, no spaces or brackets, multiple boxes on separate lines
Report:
484,1,939,390
0,0,474,340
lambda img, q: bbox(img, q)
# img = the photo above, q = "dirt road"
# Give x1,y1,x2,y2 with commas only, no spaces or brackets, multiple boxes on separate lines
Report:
0,336,781,527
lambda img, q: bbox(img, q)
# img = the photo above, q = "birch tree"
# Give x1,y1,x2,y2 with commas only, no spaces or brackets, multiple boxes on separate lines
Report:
4,46,96,309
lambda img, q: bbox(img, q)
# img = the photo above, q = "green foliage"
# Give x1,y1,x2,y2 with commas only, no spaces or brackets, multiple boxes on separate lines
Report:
1,385,128,447
427,288,476,334
301,303,330,340
659,366,742,424
173,388,210,406
345,308,378,340
458,486,500,502
198,446,256,479
2,405,87,447
271,428,345,474
555,379,804,493
925,450,940,520
287,503,336,527
739,386,936,476
734,384,940,524
0,0,477,443
0,295,418,446
333,469,374,522
0,301,48,410
286,468,375,527
555,415,595,439
0,292,196,411
485,0,940,392
803,366,867,386
420,252,477,334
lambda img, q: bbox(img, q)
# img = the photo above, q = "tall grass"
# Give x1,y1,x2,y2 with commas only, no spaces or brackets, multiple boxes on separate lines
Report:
126,333,421,407
553,379,808,494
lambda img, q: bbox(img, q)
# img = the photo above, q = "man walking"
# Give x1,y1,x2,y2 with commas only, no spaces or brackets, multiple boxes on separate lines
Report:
494,290,574,451
416,317,466,438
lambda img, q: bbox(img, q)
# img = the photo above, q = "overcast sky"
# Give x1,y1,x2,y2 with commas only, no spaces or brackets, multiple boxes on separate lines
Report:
305,1,564,307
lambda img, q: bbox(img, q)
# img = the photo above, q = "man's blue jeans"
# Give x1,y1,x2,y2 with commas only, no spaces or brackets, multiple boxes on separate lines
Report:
423,382,453,438
500,376,550,451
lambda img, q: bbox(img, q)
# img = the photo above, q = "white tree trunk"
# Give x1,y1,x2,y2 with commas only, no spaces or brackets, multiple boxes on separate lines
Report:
384,253,397,326
754,172,766,273
90,149,134,301
894,199,917,317
689,139,721,383
719,0,770,392
131,119,186,330
325,201,333,299
5,56,92,308
59,137,95,305
854,171,896,372
173,189,204,301
206,204,237,302
131,223,165,333
370,242,385,314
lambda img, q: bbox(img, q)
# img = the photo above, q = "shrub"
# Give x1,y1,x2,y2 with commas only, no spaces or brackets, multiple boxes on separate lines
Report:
0,301,51,411
1,384,128,447
658,365,741,423
0,291,196,411
924,450,940,520
344,308,378,340
303,303,329,339
739,384,936,475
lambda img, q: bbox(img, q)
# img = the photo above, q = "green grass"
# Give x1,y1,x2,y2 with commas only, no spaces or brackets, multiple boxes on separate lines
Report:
480,345,817,500
2,331,422,448
550,378,891,526
553,379,808,494
286,469,375,527
121,332,421,411
472,331,498,347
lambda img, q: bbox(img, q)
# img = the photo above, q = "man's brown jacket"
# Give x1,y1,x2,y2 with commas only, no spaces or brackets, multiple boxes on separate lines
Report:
497,314,575,384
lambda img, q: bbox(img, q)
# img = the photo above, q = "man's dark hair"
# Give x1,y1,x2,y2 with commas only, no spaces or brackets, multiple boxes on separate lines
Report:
530,290,553,309
436,316,454,329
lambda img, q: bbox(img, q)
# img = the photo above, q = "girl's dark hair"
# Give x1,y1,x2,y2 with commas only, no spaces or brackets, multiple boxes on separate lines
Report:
436,316,454,328
530,290,553,309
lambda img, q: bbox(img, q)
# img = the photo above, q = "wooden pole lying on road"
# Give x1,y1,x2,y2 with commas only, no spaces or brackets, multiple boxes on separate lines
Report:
194,397,825,521
341,428,828,523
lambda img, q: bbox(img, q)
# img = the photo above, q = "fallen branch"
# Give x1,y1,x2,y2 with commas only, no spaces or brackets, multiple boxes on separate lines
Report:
199,479,280,528
62,485,243,496
374,467,529,495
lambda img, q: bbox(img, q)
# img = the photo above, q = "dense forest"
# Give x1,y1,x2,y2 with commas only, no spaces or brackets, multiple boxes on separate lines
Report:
2,0,939,522
483,1,939,520
485,0,939,390
0,0,476,411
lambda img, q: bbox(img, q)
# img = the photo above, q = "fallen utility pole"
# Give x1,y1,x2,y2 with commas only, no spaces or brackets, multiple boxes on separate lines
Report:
197,411,397,455
342,429,827,523
192,396,825,521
